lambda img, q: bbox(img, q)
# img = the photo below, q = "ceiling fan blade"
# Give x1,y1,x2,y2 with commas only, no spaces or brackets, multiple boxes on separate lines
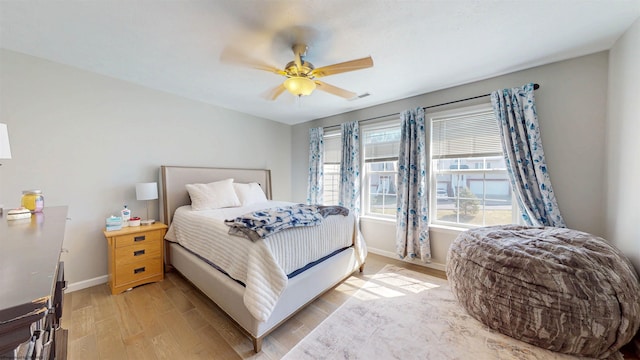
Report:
220,46,286,75
311,56,374,78
262,84,287,101
314,80,357,99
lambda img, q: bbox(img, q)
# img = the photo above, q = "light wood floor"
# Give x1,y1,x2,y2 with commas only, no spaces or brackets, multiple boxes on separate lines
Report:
63,253,446,360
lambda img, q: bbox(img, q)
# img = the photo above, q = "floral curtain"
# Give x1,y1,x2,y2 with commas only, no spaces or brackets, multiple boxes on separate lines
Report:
339,121,360,215
306,127,324,205
396,107,430,261
491,83,566,227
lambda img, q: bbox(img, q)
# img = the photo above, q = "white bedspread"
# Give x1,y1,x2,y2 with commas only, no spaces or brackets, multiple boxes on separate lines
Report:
165,200,367,322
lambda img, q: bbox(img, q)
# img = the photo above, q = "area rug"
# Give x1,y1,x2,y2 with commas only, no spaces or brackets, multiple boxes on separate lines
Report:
283,264,601,360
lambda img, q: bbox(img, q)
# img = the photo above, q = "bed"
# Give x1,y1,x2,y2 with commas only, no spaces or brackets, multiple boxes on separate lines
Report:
158,165,366,352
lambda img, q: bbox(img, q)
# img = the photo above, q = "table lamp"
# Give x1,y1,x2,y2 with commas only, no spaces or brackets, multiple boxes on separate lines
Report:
135,182,158,225
0,123,12,215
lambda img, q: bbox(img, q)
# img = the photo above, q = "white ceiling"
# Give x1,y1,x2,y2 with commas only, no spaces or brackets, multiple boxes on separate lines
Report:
1,1,639,125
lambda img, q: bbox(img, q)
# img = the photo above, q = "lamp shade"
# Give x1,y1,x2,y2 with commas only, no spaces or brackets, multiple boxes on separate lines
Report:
283,77,316,96
0,123,12,160
135,182,158,201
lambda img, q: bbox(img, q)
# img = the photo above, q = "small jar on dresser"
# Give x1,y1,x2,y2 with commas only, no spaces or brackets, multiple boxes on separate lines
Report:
103,223,168,295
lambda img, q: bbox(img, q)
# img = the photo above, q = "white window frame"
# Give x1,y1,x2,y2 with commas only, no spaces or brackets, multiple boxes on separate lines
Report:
361,120,401,220
428,104,520,229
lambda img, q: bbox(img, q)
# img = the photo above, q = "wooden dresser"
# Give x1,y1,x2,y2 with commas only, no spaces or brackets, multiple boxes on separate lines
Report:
103,223,167,295
0,206,68,359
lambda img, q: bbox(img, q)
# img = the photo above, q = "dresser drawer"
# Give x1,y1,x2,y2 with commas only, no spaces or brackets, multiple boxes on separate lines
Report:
115,257,162,286
114,229,164,248
115,240,162,266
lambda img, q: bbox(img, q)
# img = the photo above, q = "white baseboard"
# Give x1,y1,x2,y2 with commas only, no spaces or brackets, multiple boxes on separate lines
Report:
367,247,447,272
65,275,108,293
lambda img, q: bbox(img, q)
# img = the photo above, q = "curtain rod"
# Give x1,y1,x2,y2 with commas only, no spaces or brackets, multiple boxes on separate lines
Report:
323,83,540,131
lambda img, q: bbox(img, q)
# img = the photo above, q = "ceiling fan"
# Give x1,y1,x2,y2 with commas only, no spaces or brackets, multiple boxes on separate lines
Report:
221,43,373,101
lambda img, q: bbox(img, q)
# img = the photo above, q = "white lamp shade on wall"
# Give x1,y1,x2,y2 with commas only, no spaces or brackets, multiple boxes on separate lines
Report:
0,123,12,160
135,182,158,201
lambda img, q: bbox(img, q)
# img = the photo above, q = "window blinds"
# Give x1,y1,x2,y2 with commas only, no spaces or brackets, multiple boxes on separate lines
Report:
363,127,401,163
323,132,341,164
431,110,502,159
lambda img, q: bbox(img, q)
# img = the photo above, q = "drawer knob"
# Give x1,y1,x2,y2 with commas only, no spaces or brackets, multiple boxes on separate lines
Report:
133,249,145,256
134,267,146,274
134,235,146,242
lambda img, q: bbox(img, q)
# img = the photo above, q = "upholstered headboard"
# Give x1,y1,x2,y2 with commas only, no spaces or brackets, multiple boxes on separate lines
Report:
159,166,272,226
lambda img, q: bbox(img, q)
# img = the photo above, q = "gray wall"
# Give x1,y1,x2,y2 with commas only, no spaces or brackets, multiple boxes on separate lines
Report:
606,17,640,273
0,49,292,288
4,34,635,286
292,52,609,269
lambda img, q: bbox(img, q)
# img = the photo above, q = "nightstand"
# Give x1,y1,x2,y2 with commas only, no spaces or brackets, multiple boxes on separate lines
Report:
103,223,168,295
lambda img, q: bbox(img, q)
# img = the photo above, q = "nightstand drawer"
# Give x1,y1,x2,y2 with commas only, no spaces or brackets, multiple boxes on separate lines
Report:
115,257,162,286
115,240,162,266
115,229,164,248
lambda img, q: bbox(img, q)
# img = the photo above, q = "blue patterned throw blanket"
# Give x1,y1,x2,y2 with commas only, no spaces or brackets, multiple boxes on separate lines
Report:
224,204,349,241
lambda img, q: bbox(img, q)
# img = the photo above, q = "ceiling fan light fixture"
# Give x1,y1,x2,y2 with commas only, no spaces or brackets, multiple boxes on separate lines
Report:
284,76,316,96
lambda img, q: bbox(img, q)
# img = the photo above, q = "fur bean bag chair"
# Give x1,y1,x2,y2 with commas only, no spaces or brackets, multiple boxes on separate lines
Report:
446,225,640,359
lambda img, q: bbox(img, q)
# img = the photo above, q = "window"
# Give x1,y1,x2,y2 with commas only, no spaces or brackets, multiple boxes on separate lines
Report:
429,105,516,227
362,122,401,218
322,131,341,206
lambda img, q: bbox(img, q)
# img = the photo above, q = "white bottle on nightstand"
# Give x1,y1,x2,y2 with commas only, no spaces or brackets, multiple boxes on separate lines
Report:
121,205,131,227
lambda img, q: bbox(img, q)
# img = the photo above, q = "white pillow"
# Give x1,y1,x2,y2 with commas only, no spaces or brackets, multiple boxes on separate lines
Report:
233,182,268,206
186,178,241,210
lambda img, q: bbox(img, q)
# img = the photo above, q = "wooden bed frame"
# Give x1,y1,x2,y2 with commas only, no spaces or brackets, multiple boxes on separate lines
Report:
158,165,362,352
